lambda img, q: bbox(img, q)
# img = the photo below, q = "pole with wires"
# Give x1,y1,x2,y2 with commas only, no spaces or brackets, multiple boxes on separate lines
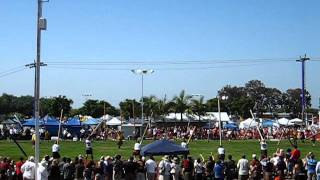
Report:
296,54,310,127
34,0,48,178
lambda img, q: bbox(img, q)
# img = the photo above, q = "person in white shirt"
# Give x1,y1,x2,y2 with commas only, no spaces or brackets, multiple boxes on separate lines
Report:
37,159,49,180
181,139,188,149
194,158,204,180
21,156,36,180
171,157,181,180
85,138,93,160
158,155,171,180
260,139,268,157
217,145,225,161
316,161,320,180
52,141,60,159
133,139,141,156
145,156,157,180
237,154,249,180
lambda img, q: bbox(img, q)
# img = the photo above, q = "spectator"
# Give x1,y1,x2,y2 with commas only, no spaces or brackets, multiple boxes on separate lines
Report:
306,153,317,180
250,154,262,180
237,155,249,180
37,159,49,180
135,155,145,180
170,157,181,180
123,156,136,180
260,156,273,180
75,158,85,180
113,155,124,180
158,155,171,180
214,160,224,180
21,156,35,180
15,157,24,180
145,156,157,180
63,158,74,180
49,159,60,180
205,156,215,180
225,155,237,180
315,160,320,180
194,158,204,180
182,155,194,180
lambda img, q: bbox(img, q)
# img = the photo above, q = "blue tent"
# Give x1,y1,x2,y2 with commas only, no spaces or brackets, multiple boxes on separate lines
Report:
82,118,100,125
43,116,60,126
64,118,81,126
262,120,274,127
22,118,44,126
140,139,189,156
223,123,238,130
63,117,82,136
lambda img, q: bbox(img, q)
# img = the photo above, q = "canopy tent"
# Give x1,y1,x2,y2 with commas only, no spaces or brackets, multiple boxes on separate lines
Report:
101,114,113,121
106,117,121,126
22,118,44,126
261,119,278,128
64,118,81,126
63,117,82,137
204,112,230,122
277,118,294,126
82,118,100,125
140,139,189,156
223,123,238,130
43,116,60,126
239,118,258,129
289,118,303,124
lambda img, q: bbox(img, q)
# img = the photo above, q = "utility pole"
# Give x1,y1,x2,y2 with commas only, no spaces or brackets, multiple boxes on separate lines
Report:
34,0,48,179
296,54,310,127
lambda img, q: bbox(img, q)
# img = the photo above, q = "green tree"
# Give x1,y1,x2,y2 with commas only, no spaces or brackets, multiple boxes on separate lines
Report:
283,88,311,117
80,99,118,118
191,96,206,121
172,90,191,121
119,99,141,119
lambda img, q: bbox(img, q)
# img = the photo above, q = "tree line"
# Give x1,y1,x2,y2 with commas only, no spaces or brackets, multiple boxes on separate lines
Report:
0,80,316,120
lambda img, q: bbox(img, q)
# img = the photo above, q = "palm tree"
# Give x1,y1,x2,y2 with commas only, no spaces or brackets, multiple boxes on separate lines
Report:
172,90,192,121
142,95,158,119
191,96,207,121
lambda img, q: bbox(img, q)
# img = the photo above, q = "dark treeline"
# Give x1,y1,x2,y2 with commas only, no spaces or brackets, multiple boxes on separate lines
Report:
0,80,317,120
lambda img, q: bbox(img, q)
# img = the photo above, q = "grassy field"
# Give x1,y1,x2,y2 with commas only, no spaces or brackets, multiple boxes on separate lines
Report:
0,139,319,161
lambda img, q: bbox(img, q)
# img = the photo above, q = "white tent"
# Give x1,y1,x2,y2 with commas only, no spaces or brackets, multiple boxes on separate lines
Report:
205,112,230,122
289,118,303,124
277,118,293,126
106,117,121,126
101,114,113,120
239,118,258,129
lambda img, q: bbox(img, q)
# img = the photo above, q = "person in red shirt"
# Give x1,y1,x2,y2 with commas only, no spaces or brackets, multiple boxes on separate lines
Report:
15,157,24,180
290,145,301,163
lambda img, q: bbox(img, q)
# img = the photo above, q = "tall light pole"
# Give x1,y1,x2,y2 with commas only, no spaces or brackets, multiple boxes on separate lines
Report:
131,69,154,136
34,0,48,178
296,54,310,126
217,95,228,146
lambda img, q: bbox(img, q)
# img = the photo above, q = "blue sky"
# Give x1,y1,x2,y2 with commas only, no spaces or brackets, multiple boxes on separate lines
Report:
0,0,319,108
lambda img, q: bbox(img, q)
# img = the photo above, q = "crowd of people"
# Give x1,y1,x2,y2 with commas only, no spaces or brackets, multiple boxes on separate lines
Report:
1,140,320,180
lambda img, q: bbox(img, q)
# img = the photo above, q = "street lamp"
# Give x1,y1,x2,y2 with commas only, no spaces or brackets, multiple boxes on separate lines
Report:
131,69,154,131
217,95,228,146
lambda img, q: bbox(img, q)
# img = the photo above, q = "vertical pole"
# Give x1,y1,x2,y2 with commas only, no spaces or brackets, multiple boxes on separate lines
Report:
34,0,42,178
218,98,222,146
301,58,306,124
297,54,310,127
141,74,144,137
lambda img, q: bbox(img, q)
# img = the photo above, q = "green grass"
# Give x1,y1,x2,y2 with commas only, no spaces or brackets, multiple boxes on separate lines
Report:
0,139,319,161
